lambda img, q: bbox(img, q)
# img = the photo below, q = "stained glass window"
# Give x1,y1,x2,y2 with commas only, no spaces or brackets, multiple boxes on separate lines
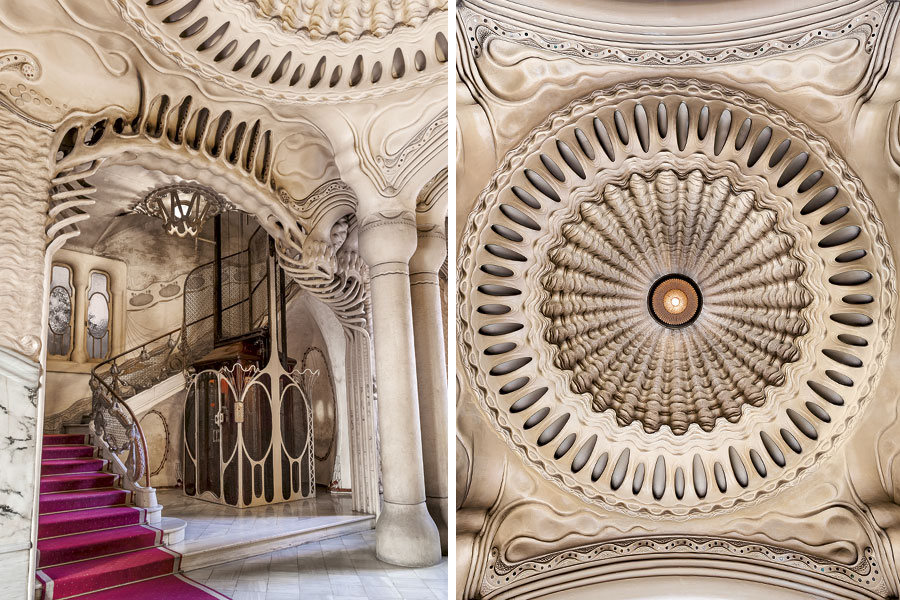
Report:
47,264,73,357
87,271,111,359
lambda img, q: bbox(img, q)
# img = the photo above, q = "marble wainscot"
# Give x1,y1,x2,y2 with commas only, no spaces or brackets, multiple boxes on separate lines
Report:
0,346,41,600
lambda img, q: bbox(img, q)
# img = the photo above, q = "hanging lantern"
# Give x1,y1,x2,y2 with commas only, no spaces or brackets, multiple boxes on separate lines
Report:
135,184,234,238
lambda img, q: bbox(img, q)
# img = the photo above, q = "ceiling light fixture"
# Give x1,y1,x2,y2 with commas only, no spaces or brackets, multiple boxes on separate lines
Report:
134,183,234,238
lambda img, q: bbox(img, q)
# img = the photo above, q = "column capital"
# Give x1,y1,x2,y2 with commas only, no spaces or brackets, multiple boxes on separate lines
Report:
409,224,447,283
358,210,418,272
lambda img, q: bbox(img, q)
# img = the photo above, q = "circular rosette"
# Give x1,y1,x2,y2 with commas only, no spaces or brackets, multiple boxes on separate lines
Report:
458,79,895,517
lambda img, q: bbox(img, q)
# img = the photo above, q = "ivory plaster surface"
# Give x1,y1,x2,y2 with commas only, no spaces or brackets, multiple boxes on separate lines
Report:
456,1,900,599
286,293,349,491
139,391,185,489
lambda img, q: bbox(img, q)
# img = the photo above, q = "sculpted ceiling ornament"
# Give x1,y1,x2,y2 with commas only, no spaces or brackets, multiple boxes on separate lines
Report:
112,0,448,103
245,0,447,41
459,1,886,64
416,167,448,214
371,108,448,194
457,78,896,518
483,536,887,598
0,51,40,80
541,166,813,435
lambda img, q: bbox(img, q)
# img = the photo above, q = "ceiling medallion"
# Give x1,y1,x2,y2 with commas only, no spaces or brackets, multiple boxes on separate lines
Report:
134,184,234,238
458,78,896,517
541,167,811,435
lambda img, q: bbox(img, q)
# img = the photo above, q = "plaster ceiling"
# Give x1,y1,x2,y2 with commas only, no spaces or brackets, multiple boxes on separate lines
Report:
66,163,218,256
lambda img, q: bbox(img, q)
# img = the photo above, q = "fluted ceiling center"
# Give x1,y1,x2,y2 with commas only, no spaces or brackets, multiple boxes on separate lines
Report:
244,0,447,41
539,169,812,435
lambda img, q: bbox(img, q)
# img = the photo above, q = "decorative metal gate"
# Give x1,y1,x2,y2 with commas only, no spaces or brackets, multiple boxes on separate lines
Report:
183,355,317,507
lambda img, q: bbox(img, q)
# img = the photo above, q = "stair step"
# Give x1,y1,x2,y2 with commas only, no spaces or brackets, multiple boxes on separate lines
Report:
36,547,178,599
42,445,95,460
37,525,161,569
63,423,90,436
71,574,229,599
43,434,87,446
40,473,118,494
41,458,106,476
79,575,229,600
39,489,129,515
38,506,145,539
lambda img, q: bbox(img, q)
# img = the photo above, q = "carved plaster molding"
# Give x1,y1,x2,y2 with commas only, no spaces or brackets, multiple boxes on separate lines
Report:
457,78,896,518
111,0,448,104
277,239,370,329
0,51,40,81
0,108,52,360
483,536,889,599
127,274,189,311
416,167,448,214
366,108,448,197
284,179,356,232
459,1,886,65
46,89,319,250
0,50,57,131
359,209,417,235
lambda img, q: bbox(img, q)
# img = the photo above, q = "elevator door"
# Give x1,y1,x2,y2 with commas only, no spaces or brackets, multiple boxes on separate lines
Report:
184,367,243,504
195,371,222,498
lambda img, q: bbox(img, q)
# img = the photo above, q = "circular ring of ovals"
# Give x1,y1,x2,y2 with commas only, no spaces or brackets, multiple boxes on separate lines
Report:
457,78,897,518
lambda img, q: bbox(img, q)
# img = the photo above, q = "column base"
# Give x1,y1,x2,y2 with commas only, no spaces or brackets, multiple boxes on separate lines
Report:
375,500,441,567
427,496,448,556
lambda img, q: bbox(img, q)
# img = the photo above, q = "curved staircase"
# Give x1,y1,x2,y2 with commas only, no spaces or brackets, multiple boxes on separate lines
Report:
36,434,230,600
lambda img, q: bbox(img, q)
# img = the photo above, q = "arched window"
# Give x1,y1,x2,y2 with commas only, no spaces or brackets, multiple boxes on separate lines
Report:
47,264,74,357
86,270,111,360
46,251,124,371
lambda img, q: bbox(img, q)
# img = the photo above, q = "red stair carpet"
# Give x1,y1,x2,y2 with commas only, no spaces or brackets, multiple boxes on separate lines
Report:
36,434,231,600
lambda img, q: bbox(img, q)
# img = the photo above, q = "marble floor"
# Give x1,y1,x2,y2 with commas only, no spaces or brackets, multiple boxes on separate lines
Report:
158,487,366,548
184,529,449,600
156,488,448,599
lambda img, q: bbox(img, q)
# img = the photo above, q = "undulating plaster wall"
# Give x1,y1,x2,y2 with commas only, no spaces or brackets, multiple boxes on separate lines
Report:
43,372,90,426
138,391,185,489
0,109,53,600
285,292,349,491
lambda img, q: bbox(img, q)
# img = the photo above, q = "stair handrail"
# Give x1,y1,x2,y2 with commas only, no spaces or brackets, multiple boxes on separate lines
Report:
89,326,188,489
89,374,151,488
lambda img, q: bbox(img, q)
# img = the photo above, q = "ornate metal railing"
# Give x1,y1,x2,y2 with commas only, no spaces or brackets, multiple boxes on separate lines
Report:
89,375,152,488
89,327,186,488
88,317,219,489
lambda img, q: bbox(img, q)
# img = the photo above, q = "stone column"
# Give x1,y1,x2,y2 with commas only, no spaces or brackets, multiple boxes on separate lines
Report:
358,210,441,567
0,108,52,600
408,224,448,554
69,262,89,362
343,325,380,515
